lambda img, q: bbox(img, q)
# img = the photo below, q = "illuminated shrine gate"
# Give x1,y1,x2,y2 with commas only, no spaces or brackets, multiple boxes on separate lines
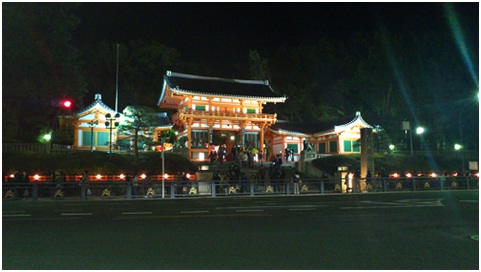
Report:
157,71,286,161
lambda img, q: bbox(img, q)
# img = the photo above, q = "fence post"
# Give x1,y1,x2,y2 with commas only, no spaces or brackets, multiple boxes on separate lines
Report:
80,184,86,200
383,179,387,192
286,181,290,195
32,184,38,201
211,181,216,197
440,177,444,190
320,181,324,194
170,182,175,198
412,178,416,191
126,182,131,199
466,176,470,189
250,182,254,196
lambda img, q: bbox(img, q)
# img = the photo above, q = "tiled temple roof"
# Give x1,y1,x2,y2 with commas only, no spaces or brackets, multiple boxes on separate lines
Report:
270,112,373,135
162,71,286,102
71,94,117,117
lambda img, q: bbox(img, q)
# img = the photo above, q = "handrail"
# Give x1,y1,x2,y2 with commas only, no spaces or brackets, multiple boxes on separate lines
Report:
3,176,478,200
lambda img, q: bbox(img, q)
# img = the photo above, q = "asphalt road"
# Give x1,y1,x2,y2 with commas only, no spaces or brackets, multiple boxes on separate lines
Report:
3,190,479,269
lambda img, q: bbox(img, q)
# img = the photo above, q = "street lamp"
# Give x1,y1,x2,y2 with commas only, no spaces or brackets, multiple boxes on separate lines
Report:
416,126,425,151
389,144,395,152
105,113,120,160
87,120,98,152
454,143,465,176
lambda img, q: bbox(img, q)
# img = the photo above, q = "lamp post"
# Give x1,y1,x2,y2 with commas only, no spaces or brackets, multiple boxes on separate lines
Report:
454,143,465,176
161,138,165,198
416,126,425,151
402,121,413,155
105,113,120,160
87,120,98,152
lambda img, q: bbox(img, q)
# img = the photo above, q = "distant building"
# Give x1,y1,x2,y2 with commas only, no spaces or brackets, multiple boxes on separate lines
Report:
157,71,286,161
61,72,374,160
59,94,172,151
267,112,374,161
157,71,374,162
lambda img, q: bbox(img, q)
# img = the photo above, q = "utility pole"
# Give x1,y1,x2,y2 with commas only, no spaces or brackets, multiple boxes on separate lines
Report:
115,43,120,113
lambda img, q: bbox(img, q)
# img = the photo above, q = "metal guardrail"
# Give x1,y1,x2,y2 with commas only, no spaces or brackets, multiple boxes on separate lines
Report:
2,176,478,201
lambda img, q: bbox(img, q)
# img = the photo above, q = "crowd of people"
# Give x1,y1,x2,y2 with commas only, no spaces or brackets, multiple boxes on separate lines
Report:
209,144,263,168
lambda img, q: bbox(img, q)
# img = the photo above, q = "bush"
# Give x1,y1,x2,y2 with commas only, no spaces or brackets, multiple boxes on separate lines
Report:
2,151,197,176
311,154,463,175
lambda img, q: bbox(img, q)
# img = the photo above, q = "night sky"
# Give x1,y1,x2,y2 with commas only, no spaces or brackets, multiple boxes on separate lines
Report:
72,2,479,69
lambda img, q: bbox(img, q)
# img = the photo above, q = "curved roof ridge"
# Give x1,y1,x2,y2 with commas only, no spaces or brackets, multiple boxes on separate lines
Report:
72,94,117,117
167,70,269,86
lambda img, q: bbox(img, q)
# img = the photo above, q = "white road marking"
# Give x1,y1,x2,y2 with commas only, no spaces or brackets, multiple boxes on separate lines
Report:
289,208,316,211
459,200,478,203
180,211,209,214
2,211,26,214
121,212,153,215
3,214,31,217
216,205,325,210
61,213,93,216
236,209,264,212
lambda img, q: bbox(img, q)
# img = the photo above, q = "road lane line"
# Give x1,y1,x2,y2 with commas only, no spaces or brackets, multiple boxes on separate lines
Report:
459,200,478,203
3,214,31,217
60,213,93,216
121,212,153,215
236,209,264,212
180,211,209,214
113,213,271,220
216,205,325,210
289,208,316,211
2,211,26,213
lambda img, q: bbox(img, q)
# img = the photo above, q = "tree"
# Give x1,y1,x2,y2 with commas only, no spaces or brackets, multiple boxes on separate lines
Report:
2,3,87,142
117,106,160,161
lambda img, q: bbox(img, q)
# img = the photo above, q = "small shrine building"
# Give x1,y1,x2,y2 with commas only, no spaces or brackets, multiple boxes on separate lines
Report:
60,94,172,151
267,111,374,161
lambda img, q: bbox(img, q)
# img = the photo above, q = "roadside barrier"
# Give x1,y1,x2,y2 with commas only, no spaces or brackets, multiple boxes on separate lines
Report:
2,176,478,201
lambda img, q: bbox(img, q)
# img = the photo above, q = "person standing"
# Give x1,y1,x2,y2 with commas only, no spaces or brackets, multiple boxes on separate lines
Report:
292,171,301,195
209,150,217,167
80,170,90,199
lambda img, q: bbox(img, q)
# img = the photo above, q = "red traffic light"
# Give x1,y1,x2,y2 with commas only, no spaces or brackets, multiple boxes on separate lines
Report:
62,100,72,108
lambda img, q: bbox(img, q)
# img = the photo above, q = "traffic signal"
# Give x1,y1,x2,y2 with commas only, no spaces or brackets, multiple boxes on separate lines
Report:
61,100,72,108
51,98,73,108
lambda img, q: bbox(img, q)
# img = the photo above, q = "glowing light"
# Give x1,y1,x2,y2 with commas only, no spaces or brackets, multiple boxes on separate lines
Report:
392,173,399,178
430,173,437,178
389,144,395,150
96,174,102,180
43,133,52,141
140,174,146,180
454,143,462,150
34,174,40,180
416,127,425,135
186,173,191,179
119,174,125,179
406,173,412,178
475,173,479,178
62,100,72,108
9,174,14,178
164,173,169,179
230,135,235,141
